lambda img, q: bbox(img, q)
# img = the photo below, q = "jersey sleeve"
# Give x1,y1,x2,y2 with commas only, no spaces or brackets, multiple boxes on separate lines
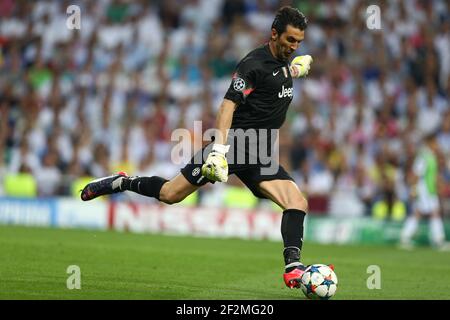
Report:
224,57,261,105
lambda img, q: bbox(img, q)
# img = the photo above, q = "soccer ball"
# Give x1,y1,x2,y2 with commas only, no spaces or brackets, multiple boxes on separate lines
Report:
300,264,338,300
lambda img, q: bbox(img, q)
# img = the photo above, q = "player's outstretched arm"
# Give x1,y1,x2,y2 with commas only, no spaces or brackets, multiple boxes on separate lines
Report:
214,99,237,145
201,99,237,183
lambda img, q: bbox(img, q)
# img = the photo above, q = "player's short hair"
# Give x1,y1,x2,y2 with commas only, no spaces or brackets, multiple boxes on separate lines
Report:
271,6,308,35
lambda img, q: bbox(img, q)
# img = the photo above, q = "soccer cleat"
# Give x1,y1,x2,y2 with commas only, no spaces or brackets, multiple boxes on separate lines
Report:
284,264,335,289
283,264,306,289
80,171,128,201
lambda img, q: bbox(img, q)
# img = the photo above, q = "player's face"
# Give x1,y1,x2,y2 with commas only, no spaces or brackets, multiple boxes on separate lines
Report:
272,25,304,61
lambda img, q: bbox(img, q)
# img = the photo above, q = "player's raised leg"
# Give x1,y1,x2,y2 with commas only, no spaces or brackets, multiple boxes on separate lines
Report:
81,145,213,204
81,172,199,205
257,179,308,288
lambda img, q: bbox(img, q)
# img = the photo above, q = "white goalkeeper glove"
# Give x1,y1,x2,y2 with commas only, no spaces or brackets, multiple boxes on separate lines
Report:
290,55,313,78
201,144,230,183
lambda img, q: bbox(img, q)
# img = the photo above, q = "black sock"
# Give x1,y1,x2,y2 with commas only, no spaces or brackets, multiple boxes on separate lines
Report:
121,176,168,200
281,209,306,272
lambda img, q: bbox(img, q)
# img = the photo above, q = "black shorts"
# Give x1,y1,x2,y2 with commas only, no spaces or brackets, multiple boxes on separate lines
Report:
180,146,294,199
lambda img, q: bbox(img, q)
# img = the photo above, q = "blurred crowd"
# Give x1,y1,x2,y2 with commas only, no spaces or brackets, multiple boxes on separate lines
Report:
0,0,449,219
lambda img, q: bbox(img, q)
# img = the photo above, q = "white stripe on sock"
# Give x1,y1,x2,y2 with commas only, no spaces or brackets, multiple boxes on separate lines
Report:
285,262,303,270
112,177,123,190
284,246,300,251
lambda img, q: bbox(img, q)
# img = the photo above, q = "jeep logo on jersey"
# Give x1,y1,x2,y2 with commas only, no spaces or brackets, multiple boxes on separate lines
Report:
278,85,293,98
233,77,246,91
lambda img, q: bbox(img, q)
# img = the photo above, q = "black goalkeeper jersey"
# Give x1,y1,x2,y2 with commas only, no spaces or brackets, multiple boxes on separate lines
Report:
224,43,294,130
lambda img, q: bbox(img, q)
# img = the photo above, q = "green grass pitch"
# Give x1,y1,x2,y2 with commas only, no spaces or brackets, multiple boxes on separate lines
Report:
1,225,449,300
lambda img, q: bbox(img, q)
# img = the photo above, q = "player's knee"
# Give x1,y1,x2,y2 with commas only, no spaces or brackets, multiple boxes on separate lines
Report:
158,186,182,205
286,195,308,212
161,195,180,205
160,190,185,205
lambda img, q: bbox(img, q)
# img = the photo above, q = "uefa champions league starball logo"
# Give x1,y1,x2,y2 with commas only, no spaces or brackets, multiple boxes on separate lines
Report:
233,78,246,91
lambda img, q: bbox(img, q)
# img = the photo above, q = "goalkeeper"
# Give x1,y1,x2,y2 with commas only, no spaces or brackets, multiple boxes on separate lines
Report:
81,6,313,289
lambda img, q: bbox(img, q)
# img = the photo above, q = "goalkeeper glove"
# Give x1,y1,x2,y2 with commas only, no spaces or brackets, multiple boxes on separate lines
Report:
290,55,313,78
201,144,230,182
